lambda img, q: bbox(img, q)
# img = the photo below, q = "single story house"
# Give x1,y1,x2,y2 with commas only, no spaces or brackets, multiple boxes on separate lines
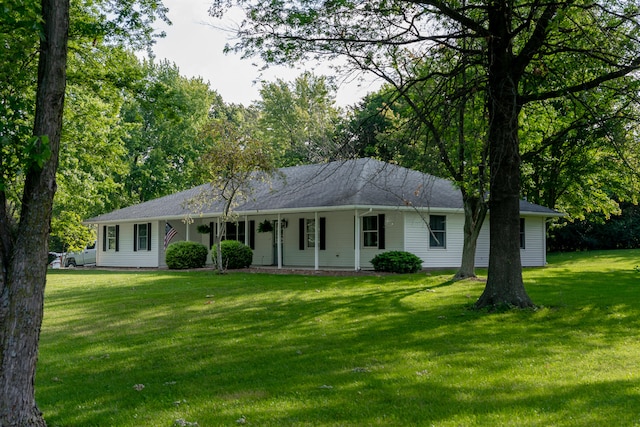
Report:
84,158,560,270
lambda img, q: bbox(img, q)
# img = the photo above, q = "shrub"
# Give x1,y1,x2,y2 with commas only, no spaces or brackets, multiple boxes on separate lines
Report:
165,241,208,269
371,251,423,273
212,240,253,269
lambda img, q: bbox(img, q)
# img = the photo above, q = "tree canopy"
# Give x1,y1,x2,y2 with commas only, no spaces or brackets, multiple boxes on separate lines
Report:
0,0,169,423
210,0,640,308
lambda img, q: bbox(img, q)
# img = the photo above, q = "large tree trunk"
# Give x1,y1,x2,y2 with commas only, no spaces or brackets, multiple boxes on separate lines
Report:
0,0,69,425
476,1,534,309
455,194,487,280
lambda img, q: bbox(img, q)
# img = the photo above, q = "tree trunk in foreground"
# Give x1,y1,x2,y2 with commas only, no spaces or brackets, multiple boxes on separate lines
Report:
476,1,534,309
0,0,69,425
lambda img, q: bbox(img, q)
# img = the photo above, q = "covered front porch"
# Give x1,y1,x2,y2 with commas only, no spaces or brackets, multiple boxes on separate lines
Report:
175,208,396,271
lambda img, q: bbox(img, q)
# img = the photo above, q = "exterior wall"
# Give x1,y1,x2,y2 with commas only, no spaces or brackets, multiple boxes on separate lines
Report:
406,212,548,268
97,221,162,268
404,211,466,268
95,211,548,269
475,215,547,268
520,216,547,267
248,210,404,269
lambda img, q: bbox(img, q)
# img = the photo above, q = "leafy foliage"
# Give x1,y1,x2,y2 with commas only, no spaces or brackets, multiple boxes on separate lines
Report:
211,0,640,309
191,106,275,272
212,240,253,269
121,60,218,202
549,203,640,252
257,72,341,166
165,241,208,270
370,251,422,273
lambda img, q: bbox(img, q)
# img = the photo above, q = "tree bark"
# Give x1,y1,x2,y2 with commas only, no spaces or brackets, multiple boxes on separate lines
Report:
476,1,534,309
0,0,69,425
455,194,487,280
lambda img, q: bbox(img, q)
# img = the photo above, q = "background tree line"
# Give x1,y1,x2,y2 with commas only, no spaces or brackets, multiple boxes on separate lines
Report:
4,0,640,423
49,44,640,255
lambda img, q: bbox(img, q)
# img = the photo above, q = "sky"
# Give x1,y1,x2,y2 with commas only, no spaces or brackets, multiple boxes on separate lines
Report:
149,0,381,107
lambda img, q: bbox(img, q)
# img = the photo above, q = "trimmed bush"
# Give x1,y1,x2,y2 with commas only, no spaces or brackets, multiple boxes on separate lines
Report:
212,240,253,269
165,241,208,269
371,251,423,273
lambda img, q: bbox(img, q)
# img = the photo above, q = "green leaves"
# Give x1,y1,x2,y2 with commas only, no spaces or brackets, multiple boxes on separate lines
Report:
25,135,52,170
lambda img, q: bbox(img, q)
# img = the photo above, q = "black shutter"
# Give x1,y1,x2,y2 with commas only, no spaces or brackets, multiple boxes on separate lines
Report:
320,217,326,250
133,224,138,251
147,223,152,251
115,225,120,252
249,220,255,249
378,214,385,249
299,218,305,250
103,226,107,251
209,221,214,249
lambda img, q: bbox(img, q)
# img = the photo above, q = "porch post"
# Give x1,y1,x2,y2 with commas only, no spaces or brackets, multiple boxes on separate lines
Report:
244,215,249,247
314,211,319,270
186,221,190,242
354,209,360,271
277,213,282,269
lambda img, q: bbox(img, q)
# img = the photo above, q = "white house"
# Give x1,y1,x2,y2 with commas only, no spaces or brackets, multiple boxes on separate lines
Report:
84,158,560,270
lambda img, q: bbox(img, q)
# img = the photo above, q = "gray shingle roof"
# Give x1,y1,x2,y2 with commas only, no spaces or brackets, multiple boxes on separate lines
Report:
85,158,559,223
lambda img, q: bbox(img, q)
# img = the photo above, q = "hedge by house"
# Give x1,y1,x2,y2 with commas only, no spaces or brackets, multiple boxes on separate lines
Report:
212,240,253,269
371,251,422,273
165,241,208,269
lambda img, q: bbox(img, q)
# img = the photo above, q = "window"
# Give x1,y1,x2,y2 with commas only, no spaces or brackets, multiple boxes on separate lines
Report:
210,221,255,250
134,223,151,251
299,218,326,250
306,219,315,247
520,218,526,249
103,225,119,252
360,214,385,249
363,216,378,247
224,221,246,243
429,215,446,248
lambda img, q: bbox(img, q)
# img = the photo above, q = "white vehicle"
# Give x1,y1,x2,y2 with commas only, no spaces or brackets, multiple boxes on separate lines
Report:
64,241,97,267
48,252,62,269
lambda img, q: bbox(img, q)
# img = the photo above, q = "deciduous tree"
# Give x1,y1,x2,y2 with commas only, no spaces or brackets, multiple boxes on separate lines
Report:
0,1,168,423
257,72,341,166
0,1,69,424
192,108,275,273
210,0,640,308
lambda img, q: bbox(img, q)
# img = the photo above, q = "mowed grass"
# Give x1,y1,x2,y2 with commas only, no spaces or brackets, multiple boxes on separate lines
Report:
39,250,640,426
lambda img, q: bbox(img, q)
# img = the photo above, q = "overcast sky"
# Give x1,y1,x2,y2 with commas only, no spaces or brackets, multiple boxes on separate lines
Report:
149,0,381,107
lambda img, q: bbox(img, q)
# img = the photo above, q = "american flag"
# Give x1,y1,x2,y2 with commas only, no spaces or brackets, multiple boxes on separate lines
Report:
164,222,177,250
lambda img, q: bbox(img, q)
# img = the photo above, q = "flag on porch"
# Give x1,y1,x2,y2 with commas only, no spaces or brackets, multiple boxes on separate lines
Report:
164,222,177,250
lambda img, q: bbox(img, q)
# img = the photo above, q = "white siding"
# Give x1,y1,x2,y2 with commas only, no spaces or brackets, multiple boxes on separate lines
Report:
475,224,490,268
96,211,548,269
475,215,548,268
249,211,403,269
97,221,162,268
521,216,547,267
405,212,466,268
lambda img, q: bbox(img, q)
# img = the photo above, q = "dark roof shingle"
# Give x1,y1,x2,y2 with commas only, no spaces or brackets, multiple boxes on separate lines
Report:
86,158,559,223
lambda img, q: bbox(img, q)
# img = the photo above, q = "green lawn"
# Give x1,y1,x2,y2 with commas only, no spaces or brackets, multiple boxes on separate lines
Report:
39,250,640,426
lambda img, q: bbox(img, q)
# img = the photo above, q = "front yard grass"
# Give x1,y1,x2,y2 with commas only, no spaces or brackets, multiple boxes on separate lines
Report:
39,250,640,426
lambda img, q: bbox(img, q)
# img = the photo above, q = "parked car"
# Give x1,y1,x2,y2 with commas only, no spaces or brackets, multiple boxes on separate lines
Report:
63,241,97,267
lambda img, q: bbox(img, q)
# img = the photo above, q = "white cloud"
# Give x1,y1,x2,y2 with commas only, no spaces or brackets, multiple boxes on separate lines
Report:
150,0,380,107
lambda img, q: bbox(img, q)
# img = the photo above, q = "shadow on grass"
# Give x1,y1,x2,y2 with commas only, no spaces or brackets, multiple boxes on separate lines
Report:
39,259,640,426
